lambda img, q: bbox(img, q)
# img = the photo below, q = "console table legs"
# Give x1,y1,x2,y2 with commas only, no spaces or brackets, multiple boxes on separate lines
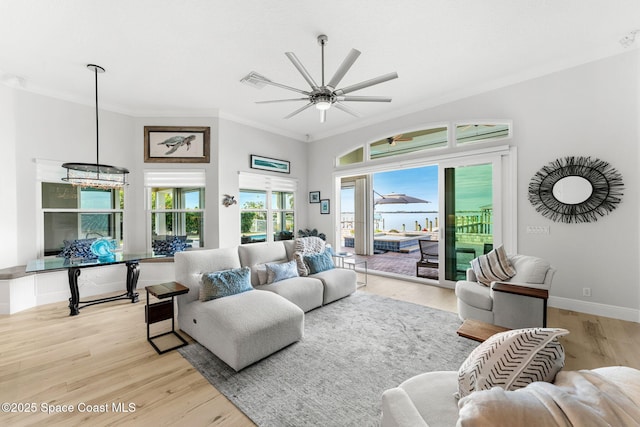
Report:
67,261,141,316
126,261,140,303
68,267,81,316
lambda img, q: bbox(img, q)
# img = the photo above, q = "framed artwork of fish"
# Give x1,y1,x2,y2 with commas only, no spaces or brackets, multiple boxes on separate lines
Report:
144,126,210,163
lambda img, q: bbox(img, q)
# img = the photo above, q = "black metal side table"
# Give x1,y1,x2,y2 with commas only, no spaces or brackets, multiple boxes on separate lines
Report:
145,281,189,354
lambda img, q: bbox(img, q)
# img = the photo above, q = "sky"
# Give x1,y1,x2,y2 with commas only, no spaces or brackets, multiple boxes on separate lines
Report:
341,163,492,213
340,165,438,212
373,165,439,212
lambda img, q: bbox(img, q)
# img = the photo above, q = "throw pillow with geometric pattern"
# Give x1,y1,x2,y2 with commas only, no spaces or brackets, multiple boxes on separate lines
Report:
471,245,516,286
456,327,569,399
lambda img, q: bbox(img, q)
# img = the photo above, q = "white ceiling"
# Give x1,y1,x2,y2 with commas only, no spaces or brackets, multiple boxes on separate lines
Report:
1,0,638,141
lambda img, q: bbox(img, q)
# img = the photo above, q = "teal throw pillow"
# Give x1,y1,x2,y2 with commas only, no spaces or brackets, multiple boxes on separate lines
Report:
200,267,252,302
304,250,335,274
266,260,299,284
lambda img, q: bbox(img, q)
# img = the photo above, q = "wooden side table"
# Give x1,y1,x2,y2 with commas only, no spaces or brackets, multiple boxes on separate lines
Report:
145,281,189,354
457,319,510,342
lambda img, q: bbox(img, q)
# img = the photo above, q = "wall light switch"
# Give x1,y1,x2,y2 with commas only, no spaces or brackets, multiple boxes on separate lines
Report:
526,226,550,234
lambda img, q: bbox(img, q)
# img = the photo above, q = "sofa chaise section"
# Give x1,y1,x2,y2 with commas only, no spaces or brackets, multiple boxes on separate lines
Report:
174,247,304,371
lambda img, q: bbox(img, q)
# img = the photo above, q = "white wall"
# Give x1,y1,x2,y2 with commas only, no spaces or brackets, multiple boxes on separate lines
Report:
217,118,309,247
5,88,308,264
12,90,136,264
131,116,220,253
308,50,640,320
0,85,18,269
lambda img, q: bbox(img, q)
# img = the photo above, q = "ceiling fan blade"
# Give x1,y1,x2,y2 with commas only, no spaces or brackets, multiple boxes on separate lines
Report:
320,109,326,123
285,52,319,90
333,101,362,118
338,95,392,102
255,98,309,104
283,102,314,119
259,78,311,96
335,72,398,96
327,48,361,89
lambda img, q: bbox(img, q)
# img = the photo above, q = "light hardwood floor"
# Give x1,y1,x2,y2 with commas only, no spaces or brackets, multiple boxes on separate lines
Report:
1,273,638,426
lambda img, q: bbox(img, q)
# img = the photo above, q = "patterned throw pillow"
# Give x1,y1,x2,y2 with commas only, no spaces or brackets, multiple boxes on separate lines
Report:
265,260,299,284
255,263,269,285
293,237,326,276
152,236,190,255
58,238,97,260
200,267,253,302
471,245,516,286
303,250,335,274
456,327,569,399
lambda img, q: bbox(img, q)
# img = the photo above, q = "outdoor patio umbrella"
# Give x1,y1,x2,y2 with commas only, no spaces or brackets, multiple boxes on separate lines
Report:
374,193,430,205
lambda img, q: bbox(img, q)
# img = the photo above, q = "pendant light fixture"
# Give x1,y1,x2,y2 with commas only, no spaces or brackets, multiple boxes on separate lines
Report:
62,64,129,189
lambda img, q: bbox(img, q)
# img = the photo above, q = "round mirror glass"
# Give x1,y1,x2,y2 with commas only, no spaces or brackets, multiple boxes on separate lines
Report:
552,176,593,205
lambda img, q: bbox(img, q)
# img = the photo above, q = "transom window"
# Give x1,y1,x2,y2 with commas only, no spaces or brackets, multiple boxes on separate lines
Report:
369,126,448,160
455,123,510,145
336,121,512,166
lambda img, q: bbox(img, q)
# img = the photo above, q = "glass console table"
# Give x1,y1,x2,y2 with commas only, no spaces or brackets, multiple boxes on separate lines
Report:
26,253,168,316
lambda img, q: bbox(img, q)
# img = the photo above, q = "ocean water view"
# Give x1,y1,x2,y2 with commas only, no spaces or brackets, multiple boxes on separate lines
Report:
342,211,439,232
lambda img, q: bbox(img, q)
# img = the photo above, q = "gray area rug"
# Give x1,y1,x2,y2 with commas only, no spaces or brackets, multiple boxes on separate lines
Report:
179,292,477,427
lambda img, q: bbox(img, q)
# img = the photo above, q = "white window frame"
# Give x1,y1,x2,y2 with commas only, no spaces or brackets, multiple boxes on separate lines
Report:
239,172,298,244
144,169,206,253
36,159,126,258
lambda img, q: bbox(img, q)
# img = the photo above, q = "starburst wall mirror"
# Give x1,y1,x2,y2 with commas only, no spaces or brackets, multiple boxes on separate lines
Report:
528,156,624,223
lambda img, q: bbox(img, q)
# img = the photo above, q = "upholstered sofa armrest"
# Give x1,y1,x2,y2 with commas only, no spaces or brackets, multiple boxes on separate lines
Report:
491,282,550,328
465,268,477,282
381,388,429,427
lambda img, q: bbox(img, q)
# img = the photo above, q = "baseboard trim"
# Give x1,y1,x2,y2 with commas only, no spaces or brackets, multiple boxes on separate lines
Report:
549,296,640,323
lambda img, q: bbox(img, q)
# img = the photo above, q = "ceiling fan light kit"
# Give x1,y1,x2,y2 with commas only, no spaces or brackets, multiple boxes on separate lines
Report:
245,34,398,122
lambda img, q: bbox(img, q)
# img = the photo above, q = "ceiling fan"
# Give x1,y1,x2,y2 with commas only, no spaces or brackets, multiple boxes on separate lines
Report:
243,34,398,123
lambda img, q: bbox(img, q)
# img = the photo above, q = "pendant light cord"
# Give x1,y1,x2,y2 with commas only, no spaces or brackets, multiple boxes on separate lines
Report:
94,65,100,169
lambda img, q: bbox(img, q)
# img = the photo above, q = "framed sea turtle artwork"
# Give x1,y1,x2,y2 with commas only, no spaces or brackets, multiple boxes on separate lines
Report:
144,126,210,163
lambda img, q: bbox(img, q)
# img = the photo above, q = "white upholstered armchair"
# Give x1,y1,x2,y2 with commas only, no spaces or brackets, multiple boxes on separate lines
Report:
455,254,555,329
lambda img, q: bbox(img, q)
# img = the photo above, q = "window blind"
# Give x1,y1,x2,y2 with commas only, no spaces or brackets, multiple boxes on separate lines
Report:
238,171,297,191
144,169,206,187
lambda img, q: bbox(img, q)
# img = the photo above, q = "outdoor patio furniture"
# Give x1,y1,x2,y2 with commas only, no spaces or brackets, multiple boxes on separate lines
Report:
455,247,477,276
416,239,438,277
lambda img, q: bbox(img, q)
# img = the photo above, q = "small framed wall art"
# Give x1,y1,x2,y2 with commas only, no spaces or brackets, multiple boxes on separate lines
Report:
144,126,210,163
309,191,320,203
320,199,330,214
250,155,290,174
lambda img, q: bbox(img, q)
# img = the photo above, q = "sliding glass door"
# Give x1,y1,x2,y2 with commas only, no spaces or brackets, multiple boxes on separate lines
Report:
440,157,501,286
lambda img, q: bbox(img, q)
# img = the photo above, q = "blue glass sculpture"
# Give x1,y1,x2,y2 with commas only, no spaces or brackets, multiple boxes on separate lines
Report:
90,238,117,262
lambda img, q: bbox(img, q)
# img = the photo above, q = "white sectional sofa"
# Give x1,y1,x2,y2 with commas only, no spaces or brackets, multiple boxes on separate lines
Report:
381,366,640,426
174,239,356,371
